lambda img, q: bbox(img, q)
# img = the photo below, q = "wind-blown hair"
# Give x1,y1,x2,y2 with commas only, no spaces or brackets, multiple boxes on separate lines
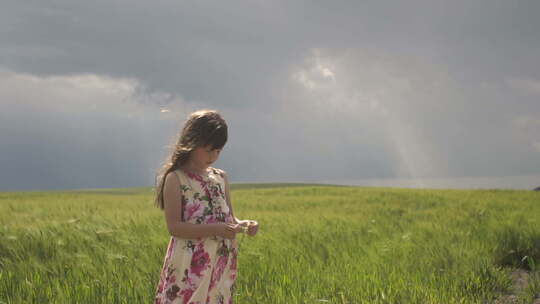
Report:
154,109,228,210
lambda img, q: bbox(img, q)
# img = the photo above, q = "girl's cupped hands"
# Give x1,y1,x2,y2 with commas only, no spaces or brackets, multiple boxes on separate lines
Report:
239,220,259,236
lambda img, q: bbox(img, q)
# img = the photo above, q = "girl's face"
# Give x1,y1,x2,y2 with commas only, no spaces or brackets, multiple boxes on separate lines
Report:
192,145,222,168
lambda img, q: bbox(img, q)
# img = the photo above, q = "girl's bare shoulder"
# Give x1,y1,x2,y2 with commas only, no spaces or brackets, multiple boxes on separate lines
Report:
164,170,182,188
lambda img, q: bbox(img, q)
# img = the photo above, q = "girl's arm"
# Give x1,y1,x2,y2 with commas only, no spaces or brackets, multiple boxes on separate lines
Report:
163,172,236,239
222,170,249,225
222,170,258,236
221,170,259,236
221,170,240,224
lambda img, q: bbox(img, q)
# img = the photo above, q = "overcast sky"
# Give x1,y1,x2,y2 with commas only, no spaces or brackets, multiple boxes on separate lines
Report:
1,1,539,190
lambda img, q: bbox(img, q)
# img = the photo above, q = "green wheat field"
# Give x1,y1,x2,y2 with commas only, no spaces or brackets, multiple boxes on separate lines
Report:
1,184,540,303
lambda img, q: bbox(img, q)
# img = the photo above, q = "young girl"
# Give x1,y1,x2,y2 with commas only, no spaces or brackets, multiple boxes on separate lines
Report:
153,109,259,304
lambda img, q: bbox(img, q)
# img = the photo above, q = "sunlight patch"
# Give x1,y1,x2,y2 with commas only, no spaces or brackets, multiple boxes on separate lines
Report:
291,49,336,90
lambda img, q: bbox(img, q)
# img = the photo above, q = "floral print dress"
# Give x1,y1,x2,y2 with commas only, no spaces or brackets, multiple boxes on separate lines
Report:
154,167,238,304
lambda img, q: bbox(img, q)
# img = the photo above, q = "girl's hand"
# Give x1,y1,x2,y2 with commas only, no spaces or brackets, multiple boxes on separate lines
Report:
237,219,249,227
230,223,244,234
246,220,258,236
215,223,241,239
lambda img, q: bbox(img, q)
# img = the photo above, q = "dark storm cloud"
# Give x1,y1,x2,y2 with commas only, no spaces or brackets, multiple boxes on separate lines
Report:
1,1,539,190
3,1,538,106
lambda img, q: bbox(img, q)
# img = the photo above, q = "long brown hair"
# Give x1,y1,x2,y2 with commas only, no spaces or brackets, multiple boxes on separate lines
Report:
154,109,228,209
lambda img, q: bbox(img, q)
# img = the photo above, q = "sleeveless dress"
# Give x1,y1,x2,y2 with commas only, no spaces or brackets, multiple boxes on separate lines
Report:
154,167,238,304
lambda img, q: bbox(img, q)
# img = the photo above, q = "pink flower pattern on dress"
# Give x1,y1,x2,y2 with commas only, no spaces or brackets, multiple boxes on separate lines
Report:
209,242,229,290
191,242,211,277
179,287,195,304
154,167,238,304
229,247,237,281
185,202,203,221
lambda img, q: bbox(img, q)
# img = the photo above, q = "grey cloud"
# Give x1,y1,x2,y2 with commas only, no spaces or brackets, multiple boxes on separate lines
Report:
0,109,172,190
0,71,189,190
1,1,540,190
3,1,539,105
